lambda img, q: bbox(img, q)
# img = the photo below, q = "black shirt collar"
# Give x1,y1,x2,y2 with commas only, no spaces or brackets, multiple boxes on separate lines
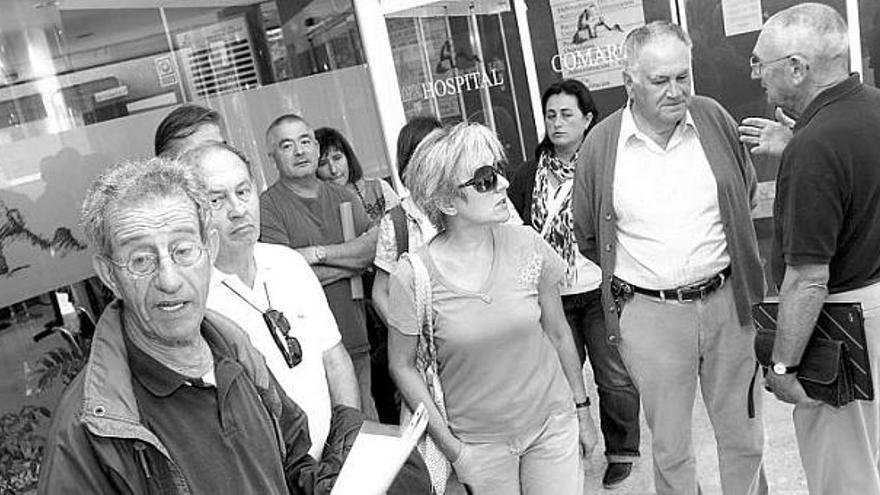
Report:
795,73,862,131
124,320,231,398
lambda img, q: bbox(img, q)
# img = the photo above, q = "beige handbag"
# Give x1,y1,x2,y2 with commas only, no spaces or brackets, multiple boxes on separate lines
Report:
398,252,451,494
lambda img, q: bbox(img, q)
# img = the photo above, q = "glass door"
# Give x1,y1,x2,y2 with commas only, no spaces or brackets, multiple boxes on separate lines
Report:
859,0,879,88
384,0,537,163
682,0,852,295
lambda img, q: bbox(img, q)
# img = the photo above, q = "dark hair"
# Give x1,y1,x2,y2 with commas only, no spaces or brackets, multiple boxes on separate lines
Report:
314,127,363,183
154,105,223,156
265,113,310,143
396,115,442,179
534,79,598,160
181,141,255,180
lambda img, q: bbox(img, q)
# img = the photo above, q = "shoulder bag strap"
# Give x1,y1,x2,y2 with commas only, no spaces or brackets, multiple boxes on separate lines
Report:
390,204,409,258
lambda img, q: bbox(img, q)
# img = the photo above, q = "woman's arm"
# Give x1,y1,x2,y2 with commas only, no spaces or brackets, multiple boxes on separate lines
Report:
388,329,462,461
371,269,391,327
538,283,588,402
538,282,598,456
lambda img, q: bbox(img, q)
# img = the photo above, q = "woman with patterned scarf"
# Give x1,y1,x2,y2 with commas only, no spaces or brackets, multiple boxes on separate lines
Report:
509,79,642,490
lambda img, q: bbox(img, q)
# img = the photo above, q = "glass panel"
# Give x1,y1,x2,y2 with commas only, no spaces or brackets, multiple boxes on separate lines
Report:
685,0,848,295
861,0,879,87
687,0,847,123
524,0,673,118
275,0,364,78
385,1,538,163
0,2,382,488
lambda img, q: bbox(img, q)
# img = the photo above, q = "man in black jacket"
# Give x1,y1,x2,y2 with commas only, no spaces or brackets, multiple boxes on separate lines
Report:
37,156,429,494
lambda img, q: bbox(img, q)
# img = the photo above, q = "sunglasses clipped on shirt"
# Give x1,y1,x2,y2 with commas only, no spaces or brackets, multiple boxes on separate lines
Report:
457,163,507,193
221,280,302,368
262,309,303,368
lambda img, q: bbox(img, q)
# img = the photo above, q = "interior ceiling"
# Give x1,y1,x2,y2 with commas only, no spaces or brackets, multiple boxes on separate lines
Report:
58,0,257,9
0,0,255,32
382,0,510,18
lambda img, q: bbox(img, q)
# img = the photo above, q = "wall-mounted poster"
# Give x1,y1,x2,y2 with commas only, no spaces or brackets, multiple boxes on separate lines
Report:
721,0,763,37
549,0,644,90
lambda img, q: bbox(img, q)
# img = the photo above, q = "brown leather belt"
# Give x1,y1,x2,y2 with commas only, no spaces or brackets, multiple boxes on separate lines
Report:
629,266,731,303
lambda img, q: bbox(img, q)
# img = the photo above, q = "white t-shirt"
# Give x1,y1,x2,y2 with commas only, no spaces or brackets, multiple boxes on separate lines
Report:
207,243,341,459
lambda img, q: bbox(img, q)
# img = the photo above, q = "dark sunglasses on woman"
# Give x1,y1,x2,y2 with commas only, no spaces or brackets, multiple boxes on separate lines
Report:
458,163,506,193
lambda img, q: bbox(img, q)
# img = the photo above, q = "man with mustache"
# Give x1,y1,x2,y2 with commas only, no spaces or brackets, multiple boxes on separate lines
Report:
260,114,380,420
573,21,767,495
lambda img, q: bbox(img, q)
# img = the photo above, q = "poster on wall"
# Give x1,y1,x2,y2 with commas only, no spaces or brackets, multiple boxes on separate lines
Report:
549,0,644,90
721,0,763,37
387,17,467,122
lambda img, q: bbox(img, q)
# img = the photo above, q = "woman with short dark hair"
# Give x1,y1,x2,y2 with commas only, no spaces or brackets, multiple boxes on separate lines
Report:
315,127,398,222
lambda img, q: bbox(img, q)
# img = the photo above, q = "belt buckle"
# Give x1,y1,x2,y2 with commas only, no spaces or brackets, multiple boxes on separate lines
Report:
676,287,686,303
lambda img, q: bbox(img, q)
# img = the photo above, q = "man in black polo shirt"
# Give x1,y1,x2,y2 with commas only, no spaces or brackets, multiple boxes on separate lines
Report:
752,3,880,493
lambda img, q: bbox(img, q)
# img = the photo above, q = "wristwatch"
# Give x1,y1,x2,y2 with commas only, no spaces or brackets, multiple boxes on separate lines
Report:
314,245,327,264
770,361,800,376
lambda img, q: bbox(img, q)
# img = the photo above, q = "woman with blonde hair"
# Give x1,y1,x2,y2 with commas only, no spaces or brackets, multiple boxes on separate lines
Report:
387,122,596,494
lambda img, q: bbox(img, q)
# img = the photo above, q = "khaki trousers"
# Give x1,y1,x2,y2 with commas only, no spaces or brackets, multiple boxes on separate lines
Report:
450,409,583,495
618,283,767,495
795,281,880,494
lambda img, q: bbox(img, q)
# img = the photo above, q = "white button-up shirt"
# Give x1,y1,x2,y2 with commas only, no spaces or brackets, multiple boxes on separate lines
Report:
612,106,730,289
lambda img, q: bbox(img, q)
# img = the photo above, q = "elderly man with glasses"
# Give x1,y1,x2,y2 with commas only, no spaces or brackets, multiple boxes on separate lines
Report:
751,4,880,493
38,155,430,494
38,157,334,493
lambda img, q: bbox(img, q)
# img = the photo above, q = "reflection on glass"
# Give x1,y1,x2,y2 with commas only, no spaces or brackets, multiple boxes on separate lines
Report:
0,0,366,141
861,0,880,87
0,3,375,488
386,3,532,162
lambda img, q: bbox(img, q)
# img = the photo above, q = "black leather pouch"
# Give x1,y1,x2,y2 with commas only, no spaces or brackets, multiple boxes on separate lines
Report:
754,327,855,407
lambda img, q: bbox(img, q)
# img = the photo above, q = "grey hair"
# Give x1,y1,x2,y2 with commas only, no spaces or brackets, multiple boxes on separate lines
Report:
80,156,210,257
181,141,255,180
764,3,848,66
404,122,506,233
622,21,692,71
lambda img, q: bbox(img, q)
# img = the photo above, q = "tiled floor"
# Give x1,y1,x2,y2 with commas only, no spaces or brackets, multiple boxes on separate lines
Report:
581,366,808,494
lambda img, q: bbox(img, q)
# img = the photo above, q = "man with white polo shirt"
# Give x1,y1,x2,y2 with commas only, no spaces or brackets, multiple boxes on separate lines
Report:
184,142,359,458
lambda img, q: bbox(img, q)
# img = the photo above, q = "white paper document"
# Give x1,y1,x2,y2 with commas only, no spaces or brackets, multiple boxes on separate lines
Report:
722,0,763,37
331,403,429,495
